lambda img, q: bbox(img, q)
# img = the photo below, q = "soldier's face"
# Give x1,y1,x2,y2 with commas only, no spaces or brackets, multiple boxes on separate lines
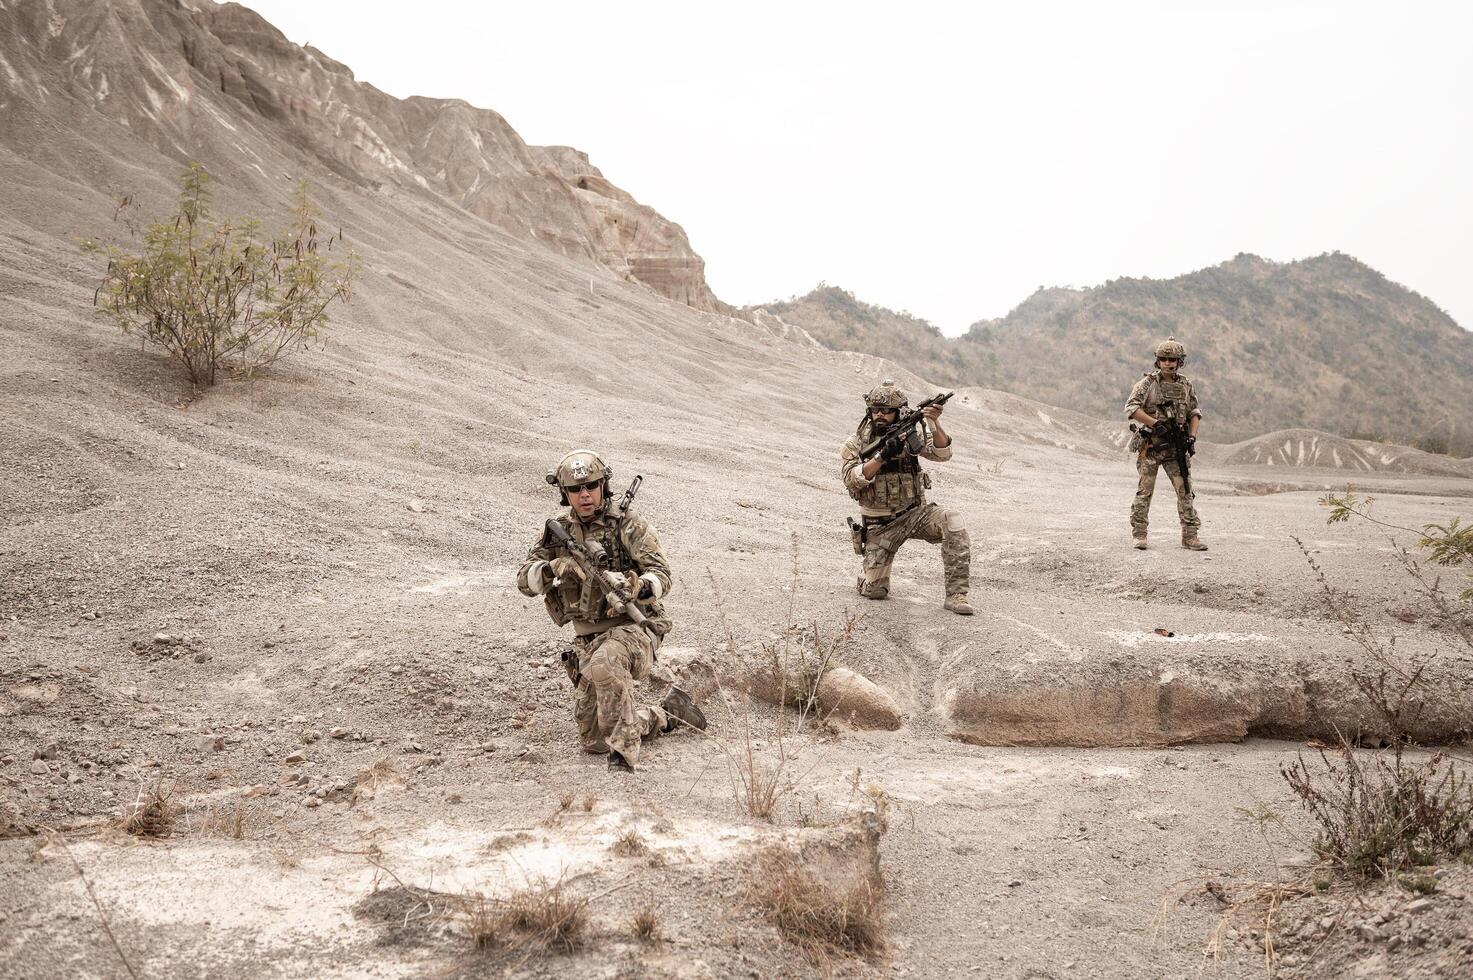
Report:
870,406,899,428
567,480,604,518
1157,357,1180,376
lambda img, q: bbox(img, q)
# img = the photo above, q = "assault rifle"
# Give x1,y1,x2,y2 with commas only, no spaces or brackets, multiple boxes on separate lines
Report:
1132,415,1196,497
858,391,955,462
541,518,655,637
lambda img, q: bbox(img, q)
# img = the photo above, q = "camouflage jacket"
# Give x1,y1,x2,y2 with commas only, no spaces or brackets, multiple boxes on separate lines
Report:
840,418,952,518
516,506,672,638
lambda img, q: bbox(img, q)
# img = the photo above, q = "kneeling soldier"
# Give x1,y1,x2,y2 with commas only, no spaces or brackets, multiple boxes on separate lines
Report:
840,380,973,615
516,450,705,771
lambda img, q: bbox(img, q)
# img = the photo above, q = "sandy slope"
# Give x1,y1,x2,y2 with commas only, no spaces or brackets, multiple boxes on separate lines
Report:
3,113,1473,980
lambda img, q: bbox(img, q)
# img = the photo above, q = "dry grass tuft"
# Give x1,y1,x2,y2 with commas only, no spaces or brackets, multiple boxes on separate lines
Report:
191,796,249,839
750,851,884,962
121,782,176,838
631,901,660,942
610,828,648,858
459,893,503,951
557,792,575,812
580,793,598,812
498,874,589,953
352,758,399,806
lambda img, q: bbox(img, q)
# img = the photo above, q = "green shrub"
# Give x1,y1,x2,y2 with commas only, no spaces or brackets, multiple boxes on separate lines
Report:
85,163,355,387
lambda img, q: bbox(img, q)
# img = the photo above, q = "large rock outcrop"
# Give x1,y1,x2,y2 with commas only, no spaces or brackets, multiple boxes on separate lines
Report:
0,0,723,312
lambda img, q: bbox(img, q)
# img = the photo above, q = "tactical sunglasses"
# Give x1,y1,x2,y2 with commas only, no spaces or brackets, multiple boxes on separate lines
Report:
1158,357,1181,364
564,479,602,494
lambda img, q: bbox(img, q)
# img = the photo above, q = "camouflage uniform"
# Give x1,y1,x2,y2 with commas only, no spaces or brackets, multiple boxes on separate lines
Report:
1125,370,1203,541
516,504,674,767
840,417,971,606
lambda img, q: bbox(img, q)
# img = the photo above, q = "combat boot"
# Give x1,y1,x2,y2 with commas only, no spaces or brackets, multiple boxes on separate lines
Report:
943,596,974,616
607,751,634,772
1133,535,1148,550
660,687,707,733
1182,536,1208,551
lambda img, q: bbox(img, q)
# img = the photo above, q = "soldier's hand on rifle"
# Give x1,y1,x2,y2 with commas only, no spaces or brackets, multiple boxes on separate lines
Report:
550,556,585,582
1186,436,1197,456
621,570,653,601
922,403,945,421
880,433,906,460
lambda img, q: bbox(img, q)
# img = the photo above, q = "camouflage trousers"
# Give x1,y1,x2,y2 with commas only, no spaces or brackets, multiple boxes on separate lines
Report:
856,502,971,601
1131,454,1201,537
570,624,669,766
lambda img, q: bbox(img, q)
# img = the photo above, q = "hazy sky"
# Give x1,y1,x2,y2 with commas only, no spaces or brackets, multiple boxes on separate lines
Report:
242,0,1471,335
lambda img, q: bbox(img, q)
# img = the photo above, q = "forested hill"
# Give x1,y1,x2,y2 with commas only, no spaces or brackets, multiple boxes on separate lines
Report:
754,254,1473,455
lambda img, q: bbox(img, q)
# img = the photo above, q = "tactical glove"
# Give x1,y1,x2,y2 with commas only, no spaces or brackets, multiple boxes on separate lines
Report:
880,434,905,460
621,570,654,601
550,556,585,582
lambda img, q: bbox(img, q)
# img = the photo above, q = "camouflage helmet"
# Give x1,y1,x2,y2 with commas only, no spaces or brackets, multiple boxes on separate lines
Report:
545,449,612,503
1154,337,1187,365
864,379,908,410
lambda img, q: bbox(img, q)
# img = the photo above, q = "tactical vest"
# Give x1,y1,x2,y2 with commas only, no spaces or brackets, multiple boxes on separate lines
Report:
849,422,929,514
541,512,669,638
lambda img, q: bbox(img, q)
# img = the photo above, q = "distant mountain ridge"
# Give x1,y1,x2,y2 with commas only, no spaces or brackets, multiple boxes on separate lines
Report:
754,254,1473,455
0,0,724,312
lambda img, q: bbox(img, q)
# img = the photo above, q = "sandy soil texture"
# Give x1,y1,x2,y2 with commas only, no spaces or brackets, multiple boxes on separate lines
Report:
3,111,1473,980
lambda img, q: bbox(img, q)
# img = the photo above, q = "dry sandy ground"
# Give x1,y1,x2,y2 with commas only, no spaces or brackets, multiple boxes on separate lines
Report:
3,144,1473,979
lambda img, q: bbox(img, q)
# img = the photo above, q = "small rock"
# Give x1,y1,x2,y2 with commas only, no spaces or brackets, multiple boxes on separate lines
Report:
29,760,50,776
328,727,349,739
81,611,101,621
304,797,321,808
1318,915,1337,932
196,734,226,753
1405,898,1434,915
154,632,173,645
34,741,61,761
301,731,321,744
66,773,82,785
1006,879,1023,888
193,652,210,664
283,751,306,765
1432,868,1449,880
407,499,425,513
516,749,545,764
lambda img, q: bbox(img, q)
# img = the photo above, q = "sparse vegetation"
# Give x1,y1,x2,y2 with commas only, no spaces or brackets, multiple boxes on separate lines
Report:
120,781,176,838
610,828,648,857
496,874,589,954
352,758,400,806
1275,509,1473,894
84,163,355,387
707,537,860,823
1321,487,1473,600
1281,745,1472,880
750,849,885,962
190,796,249,839
630,901,660,942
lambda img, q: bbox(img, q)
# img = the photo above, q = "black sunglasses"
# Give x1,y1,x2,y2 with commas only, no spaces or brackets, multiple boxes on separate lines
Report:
565,480,602,494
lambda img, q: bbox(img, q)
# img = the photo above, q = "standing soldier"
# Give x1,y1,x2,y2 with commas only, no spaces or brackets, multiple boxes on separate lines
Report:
840,380,973,615
516,450,706,772
1125,338,1207,551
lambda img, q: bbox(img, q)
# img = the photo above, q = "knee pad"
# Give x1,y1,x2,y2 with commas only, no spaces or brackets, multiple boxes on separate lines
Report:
583,658,616,687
